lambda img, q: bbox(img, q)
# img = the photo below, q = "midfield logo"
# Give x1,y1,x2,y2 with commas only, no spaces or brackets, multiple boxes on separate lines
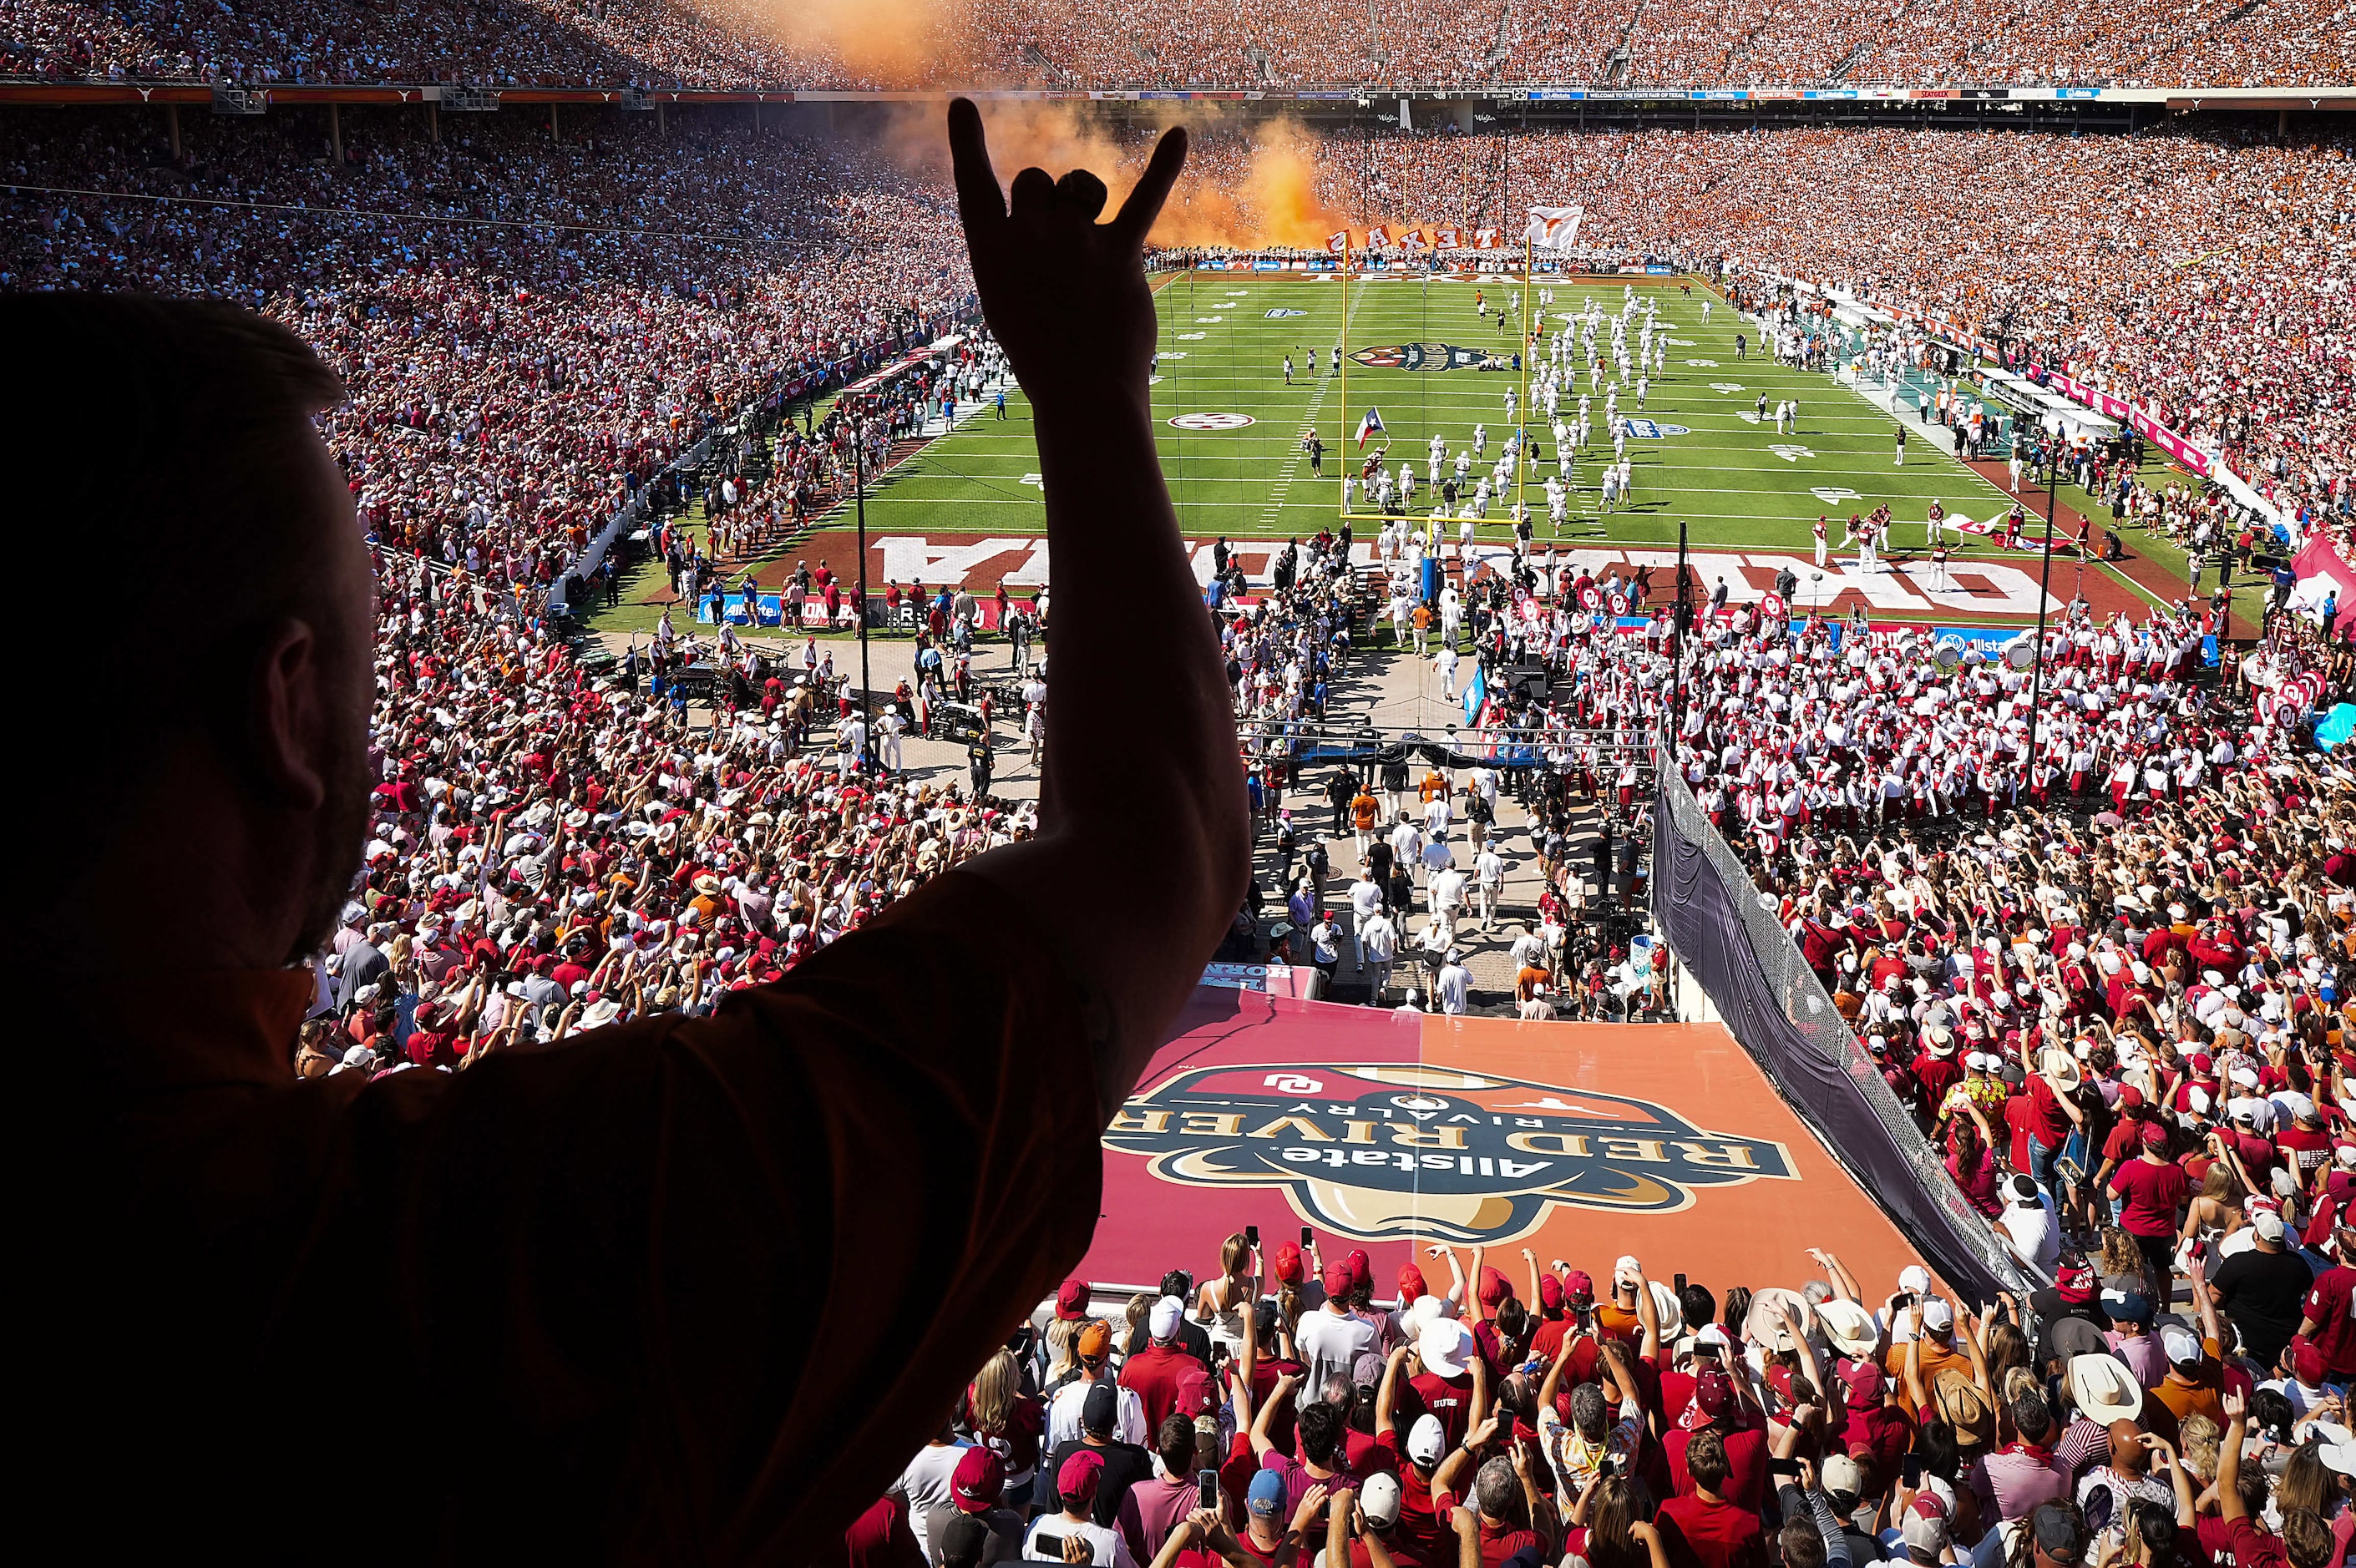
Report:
1349,341,1488,372
1104,1063,1796,1242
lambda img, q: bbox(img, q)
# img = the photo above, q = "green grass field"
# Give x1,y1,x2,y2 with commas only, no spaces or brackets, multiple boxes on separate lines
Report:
588,274,2257,639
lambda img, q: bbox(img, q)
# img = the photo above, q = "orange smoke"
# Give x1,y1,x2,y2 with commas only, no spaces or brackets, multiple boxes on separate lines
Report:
726,0,944,82
875,99,1412,250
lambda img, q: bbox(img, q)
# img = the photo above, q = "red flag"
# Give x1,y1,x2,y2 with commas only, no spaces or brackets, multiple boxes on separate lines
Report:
1367,224,1392,248
1435,226,1462,249
1325,230,1349,255
1473,227,1499,250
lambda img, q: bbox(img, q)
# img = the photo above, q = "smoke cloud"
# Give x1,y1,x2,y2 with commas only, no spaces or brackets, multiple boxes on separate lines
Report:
725,0,947,83
874,99,1417,250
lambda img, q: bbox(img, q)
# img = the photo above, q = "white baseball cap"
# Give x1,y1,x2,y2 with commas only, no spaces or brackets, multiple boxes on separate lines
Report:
1406,1414,1447,1467
1360,1470,1404,1529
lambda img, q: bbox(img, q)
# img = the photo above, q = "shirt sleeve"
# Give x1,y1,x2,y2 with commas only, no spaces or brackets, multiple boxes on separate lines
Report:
391,868,1101,1558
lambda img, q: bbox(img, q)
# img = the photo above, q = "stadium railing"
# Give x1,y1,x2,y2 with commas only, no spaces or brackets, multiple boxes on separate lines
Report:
1650,761,2032,1304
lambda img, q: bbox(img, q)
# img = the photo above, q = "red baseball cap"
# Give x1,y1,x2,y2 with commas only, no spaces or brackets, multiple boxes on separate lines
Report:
1562,1269,1596,1307
1321,1260,1354,1297
1538,1275,1565,1313
951,1447,1006,1512
1397,1264,1429,1305
2117,1085,2145,1110
1346,1248,1372,1291
1056,1279,1092,1321
2297,1340,2331,1385
1477,1265,1511,1309
1271,1243,1305,1284
1058,1449,1104,1506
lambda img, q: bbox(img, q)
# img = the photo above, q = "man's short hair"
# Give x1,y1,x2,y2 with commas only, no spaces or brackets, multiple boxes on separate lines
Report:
1685,1428,1730,1492
1156,1413,1195,1473
1473,1455,1518,1521
1571,1381,1609,1439
1296,1400,1342,1467
5,296,347,897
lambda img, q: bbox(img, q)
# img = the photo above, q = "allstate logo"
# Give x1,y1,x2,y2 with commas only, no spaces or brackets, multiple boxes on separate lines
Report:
1104,1063,1796,1242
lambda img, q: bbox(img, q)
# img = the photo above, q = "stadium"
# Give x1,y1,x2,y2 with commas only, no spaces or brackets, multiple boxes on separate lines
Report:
13,2,2356,1563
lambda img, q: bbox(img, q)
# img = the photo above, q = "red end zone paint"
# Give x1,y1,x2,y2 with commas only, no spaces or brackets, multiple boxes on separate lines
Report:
771,530,2157,624
1076,989,1928,1297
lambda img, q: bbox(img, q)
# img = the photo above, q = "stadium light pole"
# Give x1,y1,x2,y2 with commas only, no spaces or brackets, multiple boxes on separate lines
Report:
852,408,872,723
1668,517,1690,755
2024,421,2061,762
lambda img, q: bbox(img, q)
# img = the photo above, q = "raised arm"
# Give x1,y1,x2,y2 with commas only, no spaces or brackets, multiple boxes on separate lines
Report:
1431,1243,1467,1303
1376,1344,1409,1439
1251,1371,1300,1458
945,100,1249,1118
2218,1390,2251,1522
1807,1247,1860,1305
1634,1263,1662,1363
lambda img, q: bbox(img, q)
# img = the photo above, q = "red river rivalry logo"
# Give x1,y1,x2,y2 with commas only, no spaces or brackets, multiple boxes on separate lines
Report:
1349,342,1492,372
1105,1064,1796,1242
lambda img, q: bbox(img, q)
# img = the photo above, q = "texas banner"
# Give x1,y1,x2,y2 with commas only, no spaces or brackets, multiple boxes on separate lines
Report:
1435,226,1462,249
1524,205,1585,250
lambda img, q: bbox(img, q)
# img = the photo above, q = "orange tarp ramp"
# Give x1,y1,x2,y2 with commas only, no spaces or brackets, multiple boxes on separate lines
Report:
1081,989,1925,1301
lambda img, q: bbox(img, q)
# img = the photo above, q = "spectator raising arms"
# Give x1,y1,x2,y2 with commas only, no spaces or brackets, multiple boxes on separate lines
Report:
18,101,1245,1563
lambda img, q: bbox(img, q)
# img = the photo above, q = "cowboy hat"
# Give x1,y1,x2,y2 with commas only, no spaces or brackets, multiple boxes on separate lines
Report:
2066,1353,2143,1425
1933,1371,1996,1448
1649,1279,1685,1339
1816,1298,1879,1359
1744,1287,1816,1354
2039,1046,2084,1091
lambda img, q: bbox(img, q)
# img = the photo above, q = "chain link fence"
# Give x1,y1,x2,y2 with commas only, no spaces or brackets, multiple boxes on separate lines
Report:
1651,764,2031,1303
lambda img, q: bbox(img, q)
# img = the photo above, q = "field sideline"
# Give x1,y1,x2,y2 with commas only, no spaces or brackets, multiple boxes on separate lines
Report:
593,276,2253,638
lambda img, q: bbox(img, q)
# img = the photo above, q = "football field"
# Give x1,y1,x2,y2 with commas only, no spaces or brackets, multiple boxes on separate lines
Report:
610,274,2220,635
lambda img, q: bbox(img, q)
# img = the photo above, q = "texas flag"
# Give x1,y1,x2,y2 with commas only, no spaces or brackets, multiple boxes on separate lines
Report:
1355,407,1386,449
1435,226,1462,249
1325,230,1349,255
1472,228,1499,250
1367,224,1392,249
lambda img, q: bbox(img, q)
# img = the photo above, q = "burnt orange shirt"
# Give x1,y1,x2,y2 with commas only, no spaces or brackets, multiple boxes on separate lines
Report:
43,870,1097,1563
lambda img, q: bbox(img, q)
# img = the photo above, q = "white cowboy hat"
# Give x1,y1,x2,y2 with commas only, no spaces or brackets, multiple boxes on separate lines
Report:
2067,1353,2144,1425
1816,1298,1879,1359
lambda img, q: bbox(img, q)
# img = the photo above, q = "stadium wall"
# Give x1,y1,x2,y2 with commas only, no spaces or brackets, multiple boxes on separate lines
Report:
1650,767,2031,1304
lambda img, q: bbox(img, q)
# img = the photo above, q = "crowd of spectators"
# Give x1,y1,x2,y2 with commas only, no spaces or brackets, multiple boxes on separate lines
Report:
1272,120,2352,549
889,1186,2356,1566
3,0,2348,87
5,104,967,584
5,101,1002,1058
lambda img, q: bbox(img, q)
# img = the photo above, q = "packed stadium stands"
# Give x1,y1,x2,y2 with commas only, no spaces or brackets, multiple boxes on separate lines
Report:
3,0,2349,87
20,2,2356,1561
